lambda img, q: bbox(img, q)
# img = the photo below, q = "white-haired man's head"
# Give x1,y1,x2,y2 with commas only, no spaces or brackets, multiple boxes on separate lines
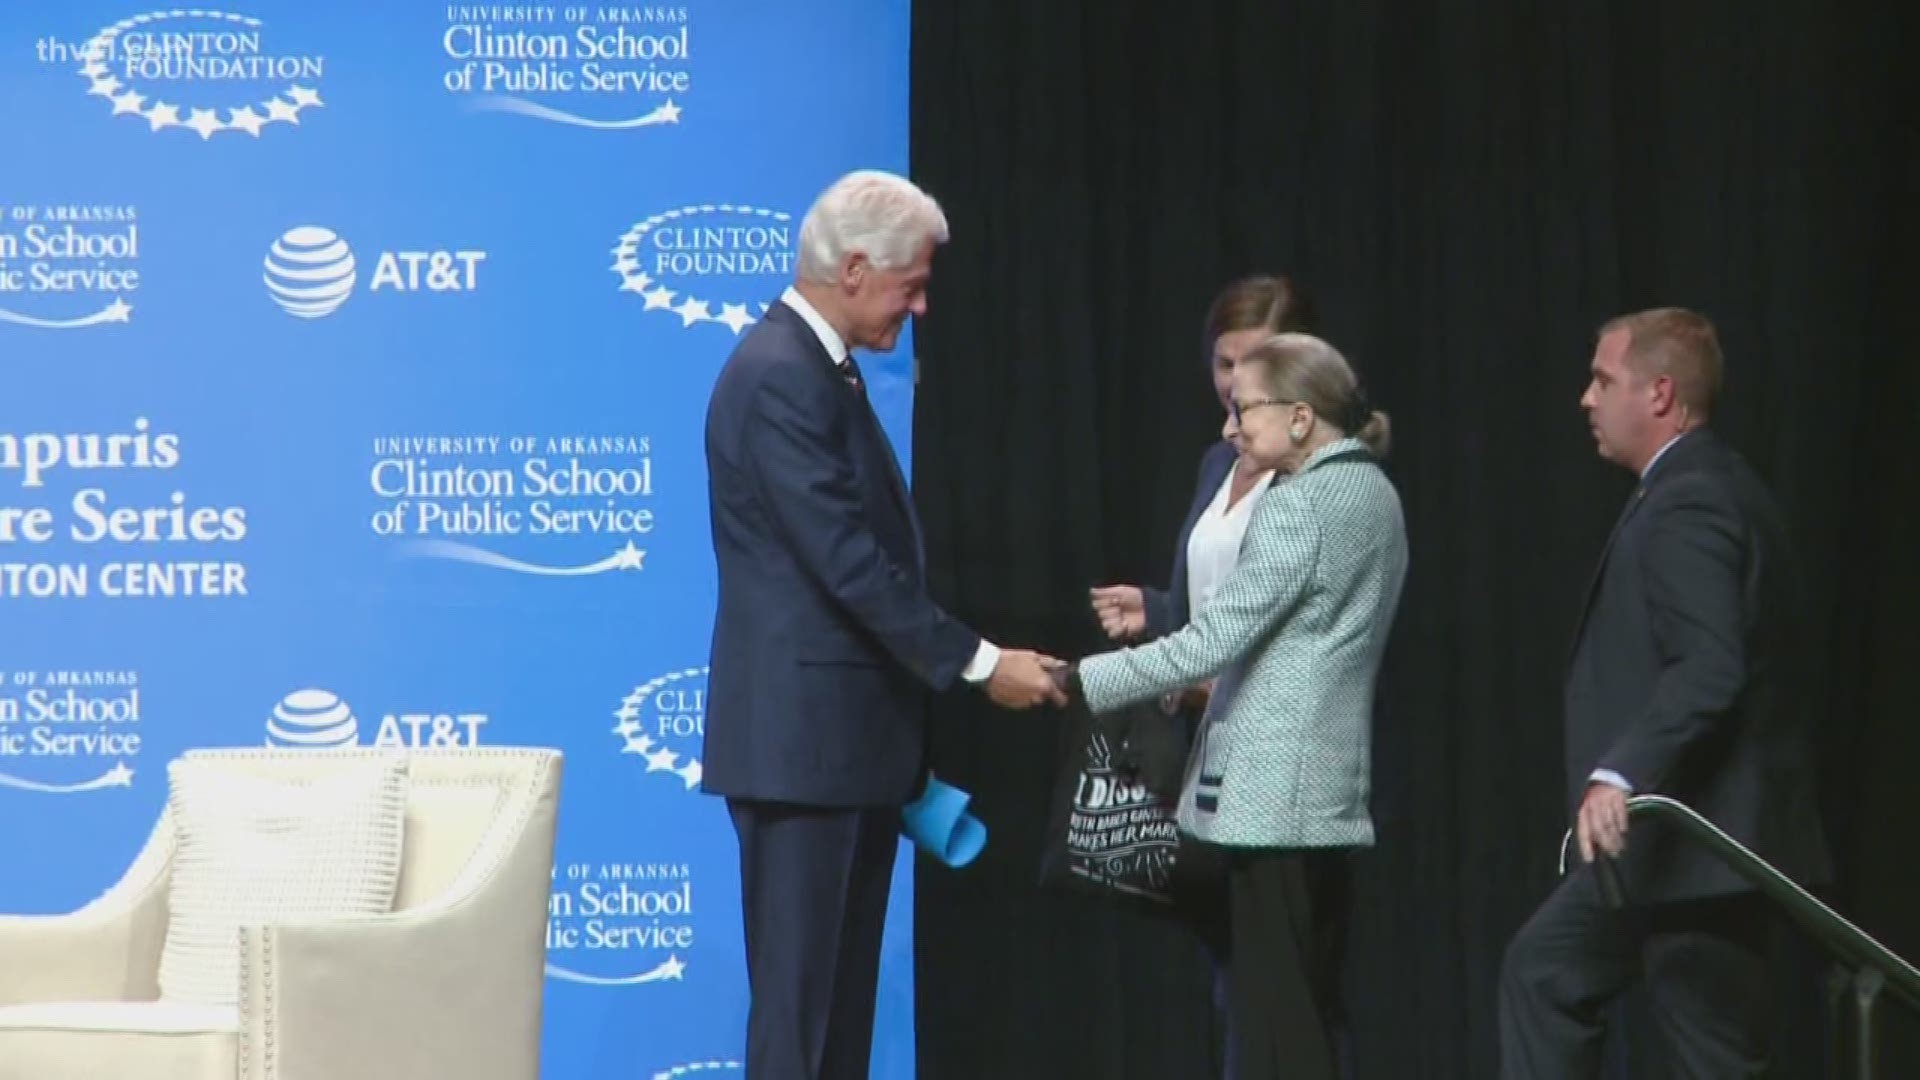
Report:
793,170,947,353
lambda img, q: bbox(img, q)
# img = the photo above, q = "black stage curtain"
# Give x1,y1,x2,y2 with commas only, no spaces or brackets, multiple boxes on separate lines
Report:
908,1,1918,1077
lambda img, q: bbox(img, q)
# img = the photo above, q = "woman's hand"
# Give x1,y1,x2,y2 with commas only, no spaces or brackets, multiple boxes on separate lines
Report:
1089,585,1147,640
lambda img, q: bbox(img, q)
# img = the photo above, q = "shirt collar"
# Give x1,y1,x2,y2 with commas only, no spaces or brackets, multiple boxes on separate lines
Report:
1296,436,1369,475
1641,430,1692,480
780,286,849,366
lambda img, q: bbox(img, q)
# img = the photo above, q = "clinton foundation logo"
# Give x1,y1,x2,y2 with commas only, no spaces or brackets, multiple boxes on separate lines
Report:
37,10,324,139
0,671,141,795
612,667,704,792
612,204,792,335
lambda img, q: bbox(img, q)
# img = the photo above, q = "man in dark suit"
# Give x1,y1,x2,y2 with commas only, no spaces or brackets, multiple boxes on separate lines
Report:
1500,307,1831,1078
702,169,1066,1080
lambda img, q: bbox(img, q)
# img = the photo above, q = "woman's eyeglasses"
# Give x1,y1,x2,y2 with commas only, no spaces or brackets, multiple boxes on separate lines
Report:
1230,398,1296,424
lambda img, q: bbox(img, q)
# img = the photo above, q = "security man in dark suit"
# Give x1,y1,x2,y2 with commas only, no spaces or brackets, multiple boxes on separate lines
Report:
1500,307,1831,1078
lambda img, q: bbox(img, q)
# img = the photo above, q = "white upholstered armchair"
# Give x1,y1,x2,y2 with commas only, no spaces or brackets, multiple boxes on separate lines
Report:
0,747,562,1080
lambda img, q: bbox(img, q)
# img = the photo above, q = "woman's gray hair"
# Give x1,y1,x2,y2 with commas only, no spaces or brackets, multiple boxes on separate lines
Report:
1242,332,1393,458
796,170,949,283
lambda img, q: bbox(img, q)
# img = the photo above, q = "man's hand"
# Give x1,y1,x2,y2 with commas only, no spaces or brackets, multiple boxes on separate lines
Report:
1576,781,1630,863
1089,586,1147,641
986,649,1068,709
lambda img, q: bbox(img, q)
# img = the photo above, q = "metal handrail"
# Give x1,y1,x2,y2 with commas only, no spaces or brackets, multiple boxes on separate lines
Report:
1557,794,1920,1014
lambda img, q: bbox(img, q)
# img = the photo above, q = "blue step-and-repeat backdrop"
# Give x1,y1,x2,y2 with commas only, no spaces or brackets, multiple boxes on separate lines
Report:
0,3,920,1075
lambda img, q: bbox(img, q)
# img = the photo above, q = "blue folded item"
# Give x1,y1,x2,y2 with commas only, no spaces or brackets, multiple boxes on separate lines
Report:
900,776,987,868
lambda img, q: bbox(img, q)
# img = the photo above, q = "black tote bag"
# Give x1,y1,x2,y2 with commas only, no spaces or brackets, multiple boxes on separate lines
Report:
1038,695,1226,919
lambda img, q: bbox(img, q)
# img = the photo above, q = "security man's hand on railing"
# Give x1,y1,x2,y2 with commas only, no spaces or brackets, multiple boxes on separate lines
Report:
1576,781,1630,863
1550,790,1920,1056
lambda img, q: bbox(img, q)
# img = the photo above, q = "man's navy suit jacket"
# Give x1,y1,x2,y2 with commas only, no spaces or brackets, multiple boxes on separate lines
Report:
701,300,980,808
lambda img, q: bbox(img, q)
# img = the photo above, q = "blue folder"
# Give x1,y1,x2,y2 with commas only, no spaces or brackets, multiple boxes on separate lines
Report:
900,776,987,868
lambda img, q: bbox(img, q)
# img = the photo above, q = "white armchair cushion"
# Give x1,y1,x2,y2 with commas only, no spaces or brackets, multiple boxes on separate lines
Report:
0,1001,236,1033
0,1002,238,1080
157,753,409,1005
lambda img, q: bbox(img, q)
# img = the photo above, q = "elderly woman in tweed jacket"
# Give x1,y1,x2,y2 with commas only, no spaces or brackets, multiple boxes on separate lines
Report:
1059,332,1408,1080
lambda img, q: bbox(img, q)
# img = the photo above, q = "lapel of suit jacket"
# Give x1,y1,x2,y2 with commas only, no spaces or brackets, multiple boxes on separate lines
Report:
1570,484,1648,656
845,362,926,572
766,304,924,570
1566,431,1709,662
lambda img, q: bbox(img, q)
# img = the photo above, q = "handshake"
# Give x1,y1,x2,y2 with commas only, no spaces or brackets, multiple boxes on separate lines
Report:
985,649,1076,710
974,583,1186,713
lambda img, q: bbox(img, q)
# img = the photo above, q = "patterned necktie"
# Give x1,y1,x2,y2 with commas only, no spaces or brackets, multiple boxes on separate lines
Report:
839,356,863,393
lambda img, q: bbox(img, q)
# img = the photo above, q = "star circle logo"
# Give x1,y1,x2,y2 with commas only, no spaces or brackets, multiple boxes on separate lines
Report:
611,204,793,335
613,667,705,791
76,10,325,140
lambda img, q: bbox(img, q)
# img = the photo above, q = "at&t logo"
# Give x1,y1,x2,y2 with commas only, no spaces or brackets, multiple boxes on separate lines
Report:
262,227,354,318
267,688,487,748
262,226,486,319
